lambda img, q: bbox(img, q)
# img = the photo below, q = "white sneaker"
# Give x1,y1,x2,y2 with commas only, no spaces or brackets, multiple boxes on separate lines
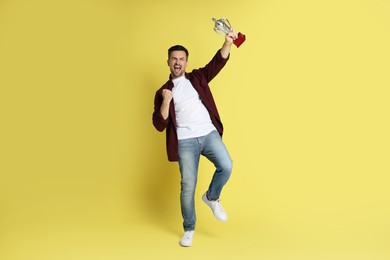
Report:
179,231,194,247
202,192,228,222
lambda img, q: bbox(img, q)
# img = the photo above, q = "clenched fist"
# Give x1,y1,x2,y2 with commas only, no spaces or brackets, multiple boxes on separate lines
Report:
162,89,173,103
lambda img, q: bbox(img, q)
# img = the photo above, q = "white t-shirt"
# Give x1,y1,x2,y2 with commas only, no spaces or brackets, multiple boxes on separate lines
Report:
172,76,216,140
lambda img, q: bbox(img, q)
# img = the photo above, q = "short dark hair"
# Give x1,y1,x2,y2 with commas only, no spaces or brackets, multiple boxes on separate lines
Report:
168,45,189,60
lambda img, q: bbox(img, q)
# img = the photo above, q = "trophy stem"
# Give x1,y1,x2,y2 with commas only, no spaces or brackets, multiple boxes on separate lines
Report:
233,32,246,48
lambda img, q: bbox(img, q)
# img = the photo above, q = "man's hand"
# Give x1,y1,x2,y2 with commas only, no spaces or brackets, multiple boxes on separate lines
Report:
225,29,238,45
162,89,173,103
160,89,173,120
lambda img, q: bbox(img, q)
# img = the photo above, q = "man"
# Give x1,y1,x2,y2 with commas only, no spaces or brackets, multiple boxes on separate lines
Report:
152,30,238,247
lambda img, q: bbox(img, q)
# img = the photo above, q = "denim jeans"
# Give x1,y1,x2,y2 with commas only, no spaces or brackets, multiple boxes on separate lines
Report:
178,130,232,231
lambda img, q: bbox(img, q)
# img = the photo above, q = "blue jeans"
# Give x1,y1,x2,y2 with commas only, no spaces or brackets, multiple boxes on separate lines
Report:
178,130,232,231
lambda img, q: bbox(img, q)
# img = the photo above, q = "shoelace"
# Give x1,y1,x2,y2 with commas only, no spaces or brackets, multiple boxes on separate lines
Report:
215,199,225,212
184,231,193,238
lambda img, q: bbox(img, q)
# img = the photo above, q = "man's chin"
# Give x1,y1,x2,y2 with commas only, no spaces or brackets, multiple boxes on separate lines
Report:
172,72,184,78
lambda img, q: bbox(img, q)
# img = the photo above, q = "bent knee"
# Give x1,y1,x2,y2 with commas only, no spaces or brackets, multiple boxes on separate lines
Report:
219,159,233,174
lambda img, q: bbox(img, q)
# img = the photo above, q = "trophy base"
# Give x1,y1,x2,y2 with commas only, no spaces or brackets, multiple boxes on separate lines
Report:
233,32,246,47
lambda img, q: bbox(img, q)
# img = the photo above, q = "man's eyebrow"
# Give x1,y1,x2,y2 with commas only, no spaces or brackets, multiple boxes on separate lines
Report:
171,56,186,59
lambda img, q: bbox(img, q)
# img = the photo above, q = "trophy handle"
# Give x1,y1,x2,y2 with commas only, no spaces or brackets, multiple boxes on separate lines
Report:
222,18,231,28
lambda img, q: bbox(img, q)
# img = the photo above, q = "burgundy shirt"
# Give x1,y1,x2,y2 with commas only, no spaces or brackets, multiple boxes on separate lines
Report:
152,49,230,161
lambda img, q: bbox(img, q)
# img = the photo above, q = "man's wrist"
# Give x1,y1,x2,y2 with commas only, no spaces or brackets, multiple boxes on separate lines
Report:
162,99,171,105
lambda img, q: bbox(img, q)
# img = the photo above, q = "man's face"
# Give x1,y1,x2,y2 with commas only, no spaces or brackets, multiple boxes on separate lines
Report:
167,51,188,79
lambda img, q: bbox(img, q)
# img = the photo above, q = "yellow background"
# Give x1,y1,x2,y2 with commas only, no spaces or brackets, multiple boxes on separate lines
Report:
1,0,389,259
